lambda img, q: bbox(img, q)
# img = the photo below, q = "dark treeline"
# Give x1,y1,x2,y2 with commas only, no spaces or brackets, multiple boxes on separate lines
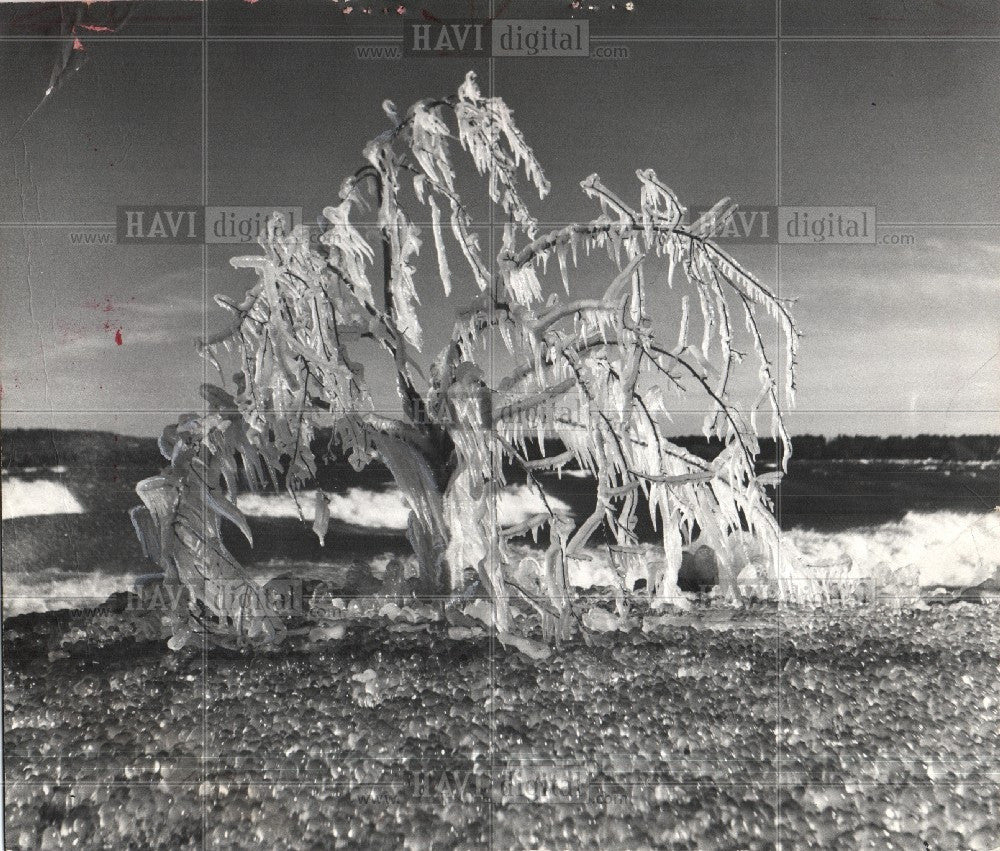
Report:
1,429,159,469
2,428,998,473
759,434,999,462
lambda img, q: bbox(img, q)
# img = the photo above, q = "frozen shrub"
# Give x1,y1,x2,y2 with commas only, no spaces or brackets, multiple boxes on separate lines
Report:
133,72,799,648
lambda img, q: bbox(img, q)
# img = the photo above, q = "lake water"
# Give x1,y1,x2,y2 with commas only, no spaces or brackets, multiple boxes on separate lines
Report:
3,460,998,614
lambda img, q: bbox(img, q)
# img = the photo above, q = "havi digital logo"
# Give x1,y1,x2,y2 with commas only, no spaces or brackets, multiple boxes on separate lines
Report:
404,19,589,58
404,19,489,57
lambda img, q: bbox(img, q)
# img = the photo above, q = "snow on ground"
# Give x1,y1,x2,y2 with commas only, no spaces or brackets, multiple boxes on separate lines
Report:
1,478,84,519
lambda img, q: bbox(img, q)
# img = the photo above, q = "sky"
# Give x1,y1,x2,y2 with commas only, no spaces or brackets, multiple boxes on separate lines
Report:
1,0,998,438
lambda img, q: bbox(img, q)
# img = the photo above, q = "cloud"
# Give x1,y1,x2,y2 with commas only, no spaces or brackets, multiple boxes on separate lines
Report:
127,294,205,319
45,327,195,358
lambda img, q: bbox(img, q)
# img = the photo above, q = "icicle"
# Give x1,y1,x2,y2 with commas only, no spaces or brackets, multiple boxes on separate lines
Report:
556,246,570,293
313,490,330,545
448,203,489,290
427,195,452,296
412,173,426,203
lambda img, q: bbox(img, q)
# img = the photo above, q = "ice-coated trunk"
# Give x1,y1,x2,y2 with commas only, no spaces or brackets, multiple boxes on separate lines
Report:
442,463,511,632
371,431,451,592
371,428,511,631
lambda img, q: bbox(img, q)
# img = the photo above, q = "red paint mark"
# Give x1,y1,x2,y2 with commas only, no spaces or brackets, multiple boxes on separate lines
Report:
343,5,354,12
243,0,260,4
78,23,114,32
114,328,123,346
84,296,115,313
72,37,85,52
396,4,406,13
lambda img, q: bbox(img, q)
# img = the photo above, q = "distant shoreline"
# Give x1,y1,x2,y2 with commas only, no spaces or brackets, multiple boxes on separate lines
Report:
4,426,999,471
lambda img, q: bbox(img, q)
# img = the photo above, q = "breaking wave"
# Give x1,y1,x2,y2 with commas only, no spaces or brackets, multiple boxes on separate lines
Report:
236,485,570,530
786,510,1000,589
1,478,84,519
3,503,996,615
2,571,134,617
237,488,411,529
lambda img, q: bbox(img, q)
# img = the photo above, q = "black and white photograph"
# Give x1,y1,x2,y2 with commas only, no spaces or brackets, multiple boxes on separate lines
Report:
1,1,999,848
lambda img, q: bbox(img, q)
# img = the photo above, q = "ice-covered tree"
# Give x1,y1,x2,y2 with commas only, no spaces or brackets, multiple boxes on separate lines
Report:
133,72,799,649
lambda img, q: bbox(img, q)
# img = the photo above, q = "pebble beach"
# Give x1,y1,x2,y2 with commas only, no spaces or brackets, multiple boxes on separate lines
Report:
4,598,999,849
